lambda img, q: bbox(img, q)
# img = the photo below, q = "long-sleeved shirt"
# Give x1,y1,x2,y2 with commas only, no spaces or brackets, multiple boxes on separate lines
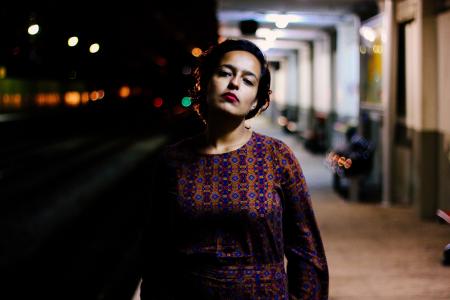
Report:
141,131,328,299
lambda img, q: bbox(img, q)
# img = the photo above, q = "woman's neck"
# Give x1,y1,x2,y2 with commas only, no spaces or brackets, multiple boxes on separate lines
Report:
201,116,252,154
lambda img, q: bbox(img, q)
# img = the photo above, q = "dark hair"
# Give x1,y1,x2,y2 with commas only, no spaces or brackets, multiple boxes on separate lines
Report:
190,39,272,121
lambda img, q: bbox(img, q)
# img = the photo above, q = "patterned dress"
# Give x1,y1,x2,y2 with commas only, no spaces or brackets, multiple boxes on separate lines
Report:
141,131,328,300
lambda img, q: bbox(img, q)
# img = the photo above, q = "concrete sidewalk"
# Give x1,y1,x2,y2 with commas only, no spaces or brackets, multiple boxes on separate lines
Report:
249,116,450,300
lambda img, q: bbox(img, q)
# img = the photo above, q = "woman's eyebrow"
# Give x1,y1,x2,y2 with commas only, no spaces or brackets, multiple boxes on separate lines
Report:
220,64,258,78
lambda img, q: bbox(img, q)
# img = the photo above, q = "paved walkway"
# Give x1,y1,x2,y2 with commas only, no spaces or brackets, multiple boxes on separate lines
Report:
249,116,450,300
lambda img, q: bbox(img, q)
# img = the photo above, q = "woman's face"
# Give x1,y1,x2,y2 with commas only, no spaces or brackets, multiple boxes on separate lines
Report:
206,50,261,119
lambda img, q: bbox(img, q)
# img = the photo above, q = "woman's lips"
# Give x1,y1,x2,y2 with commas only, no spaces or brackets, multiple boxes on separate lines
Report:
222,93,239,103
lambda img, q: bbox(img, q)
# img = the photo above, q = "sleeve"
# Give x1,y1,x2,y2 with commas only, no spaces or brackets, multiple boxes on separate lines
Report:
278,142,329,300
139,149,175,300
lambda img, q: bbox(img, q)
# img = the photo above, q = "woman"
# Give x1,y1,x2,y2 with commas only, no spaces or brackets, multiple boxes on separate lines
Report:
140,39,328,299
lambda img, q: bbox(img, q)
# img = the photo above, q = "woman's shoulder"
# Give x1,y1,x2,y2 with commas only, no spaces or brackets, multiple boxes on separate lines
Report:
252,132,300,170
252,131,293,153
162,134,203,160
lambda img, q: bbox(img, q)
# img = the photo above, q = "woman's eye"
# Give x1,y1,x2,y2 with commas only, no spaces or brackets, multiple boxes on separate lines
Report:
217,70,231,77
243,78,254,86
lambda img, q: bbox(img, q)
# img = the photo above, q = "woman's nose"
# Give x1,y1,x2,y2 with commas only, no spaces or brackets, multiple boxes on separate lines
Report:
228,76,239,89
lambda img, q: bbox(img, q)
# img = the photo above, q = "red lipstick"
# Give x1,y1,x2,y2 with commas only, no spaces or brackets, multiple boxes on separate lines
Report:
222,92,239,103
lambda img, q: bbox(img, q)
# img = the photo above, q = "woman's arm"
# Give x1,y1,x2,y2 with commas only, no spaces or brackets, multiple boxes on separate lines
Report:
279,143,329,300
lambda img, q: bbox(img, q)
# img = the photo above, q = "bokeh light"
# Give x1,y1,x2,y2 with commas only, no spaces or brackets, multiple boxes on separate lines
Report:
89,43,100,54
191,47,202,57
68,36,79,47
27,24,39,35
153,97,164,108
181,96,192,108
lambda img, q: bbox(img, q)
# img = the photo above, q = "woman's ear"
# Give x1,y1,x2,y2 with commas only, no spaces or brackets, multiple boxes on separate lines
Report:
250,101,257,110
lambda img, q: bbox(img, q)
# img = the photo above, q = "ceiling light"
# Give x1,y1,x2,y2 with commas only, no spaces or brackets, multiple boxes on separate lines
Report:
265,14,302,28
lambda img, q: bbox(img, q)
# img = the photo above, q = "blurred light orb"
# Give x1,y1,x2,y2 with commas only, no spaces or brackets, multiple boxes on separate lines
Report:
359,46,367,54
155,56,167,67
89,43,100,54
119,86,131,98
277,116,288,126
181,96,192,107
28,24,39,35
287,121,297,132
68,36,79,47
153,97,164,108
344,158,352,169
0,66,6,79
64,91,81,106
191,47,202,57
97,90,105,99
90,91,100,101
